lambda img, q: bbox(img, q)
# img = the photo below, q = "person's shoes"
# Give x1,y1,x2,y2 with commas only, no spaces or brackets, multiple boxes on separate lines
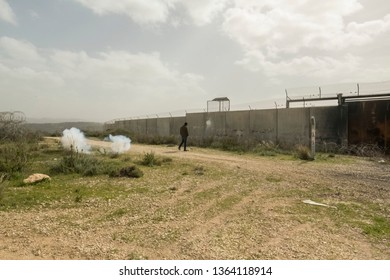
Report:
184,149,188,151
178,147,180,150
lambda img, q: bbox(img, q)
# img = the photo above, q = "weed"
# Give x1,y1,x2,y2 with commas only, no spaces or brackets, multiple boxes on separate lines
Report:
0,142,31,173
295,145,313,160
252,141,280,156
50,150,106,176
74,194,83,203
216,195,242,211
210,137,243,152
266,175,283,183
0,173,7,201
161,157,173,163
118,165,143,178
193,166,205,175
194,188,220,201
126,252,148,260
362,216,390,239
106,208,128,220
140,152,161,167
135,135,177,145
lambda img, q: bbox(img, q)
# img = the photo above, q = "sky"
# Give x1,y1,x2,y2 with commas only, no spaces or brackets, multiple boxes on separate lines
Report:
1,0,390,122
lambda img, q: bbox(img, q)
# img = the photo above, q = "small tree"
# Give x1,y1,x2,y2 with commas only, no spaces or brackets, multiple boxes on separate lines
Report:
0,111,27,141
0,111,38,174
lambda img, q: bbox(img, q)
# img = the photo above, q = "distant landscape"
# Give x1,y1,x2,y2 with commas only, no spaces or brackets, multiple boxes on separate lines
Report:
24,122,104,135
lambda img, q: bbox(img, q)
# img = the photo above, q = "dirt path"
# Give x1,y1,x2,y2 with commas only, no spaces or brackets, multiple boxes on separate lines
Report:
89,139,390,259
1,138,389,259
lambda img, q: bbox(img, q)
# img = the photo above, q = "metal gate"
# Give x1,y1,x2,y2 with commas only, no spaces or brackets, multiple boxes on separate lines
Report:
348,100,390,153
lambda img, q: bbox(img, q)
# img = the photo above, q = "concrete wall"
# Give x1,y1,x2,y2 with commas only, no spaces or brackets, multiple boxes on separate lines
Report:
105,105,348,150
277,108,311,147
250,109,277,142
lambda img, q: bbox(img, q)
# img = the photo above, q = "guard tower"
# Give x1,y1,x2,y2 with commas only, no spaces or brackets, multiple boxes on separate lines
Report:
207,97,230,112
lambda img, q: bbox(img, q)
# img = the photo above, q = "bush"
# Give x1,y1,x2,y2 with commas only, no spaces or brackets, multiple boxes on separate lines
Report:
0,142,30,173
119,165,143,178
295,145,313,160
135,135,177,145
50,151,102,176
0,173,7,202
109,165,143,178
140,152,161,167
210,137,243,152
252,141,280,156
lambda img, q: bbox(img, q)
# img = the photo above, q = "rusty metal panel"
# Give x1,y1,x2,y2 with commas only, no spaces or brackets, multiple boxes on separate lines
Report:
348,100,390,152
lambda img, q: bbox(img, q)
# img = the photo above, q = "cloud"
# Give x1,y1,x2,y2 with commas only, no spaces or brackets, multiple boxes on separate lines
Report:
222,0,375,53
49,49,204,96
237,50,361,78
0,0,17,25
0,37,206,120
221,0,390,80
0,37,43,63
180,0,230,26
73,0,178,24
72,0,231,26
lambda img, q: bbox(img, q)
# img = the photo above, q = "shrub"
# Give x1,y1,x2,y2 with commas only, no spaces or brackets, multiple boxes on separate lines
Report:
50,151,102,176
134,135,177,145
109,165,143,178
119,165,143,178
295,145,313,160
210,137,242,152
0,142,30,173
252,141,280,156
140,152,161,167
0,173,7,202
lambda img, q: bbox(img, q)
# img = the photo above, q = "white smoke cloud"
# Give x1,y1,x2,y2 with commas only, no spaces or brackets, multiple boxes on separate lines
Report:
206,119,212,129
61,127,91,154
107,134,131,154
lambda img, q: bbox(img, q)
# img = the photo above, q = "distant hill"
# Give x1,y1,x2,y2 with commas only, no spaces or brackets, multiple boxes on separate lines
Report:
24,122,104,135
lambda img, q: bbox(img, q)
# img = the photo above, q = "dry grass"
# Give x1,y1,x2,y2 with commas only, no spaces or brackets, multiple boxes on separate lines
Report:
0,138,389,260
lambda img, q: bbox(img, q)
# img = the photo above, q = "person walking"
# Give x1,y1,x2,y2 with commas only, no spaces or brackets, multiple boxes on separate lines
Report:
178,122,189,151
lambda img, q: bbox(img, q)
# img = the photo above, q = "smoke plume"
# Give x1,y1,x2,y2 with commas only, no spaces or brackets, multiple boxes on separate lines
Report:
107,134,131,154
206,119,212,129
61,127,91,154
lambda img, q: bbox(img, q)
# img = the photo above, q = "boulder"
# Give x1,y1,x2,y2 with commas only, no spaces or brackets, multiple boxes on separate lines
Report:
23,173,51,184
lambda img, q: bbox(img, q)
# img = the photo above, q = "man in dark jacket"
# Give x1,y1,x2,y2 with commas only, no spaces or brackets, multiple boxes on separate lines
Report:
178,122,189,151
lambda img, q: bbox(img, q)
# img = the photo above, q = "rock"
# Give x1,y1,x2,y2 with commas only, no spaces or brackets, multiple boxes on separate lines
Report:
23,173,51,184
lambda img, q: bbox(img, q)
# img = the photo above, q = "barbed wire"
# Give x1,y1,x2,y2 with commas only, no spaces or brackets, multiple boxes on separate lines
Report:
105,80,390,124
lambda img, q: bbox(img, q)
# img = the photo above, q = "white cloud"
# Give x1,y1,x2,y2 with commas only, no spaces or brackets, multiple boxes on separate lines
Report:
221,0,390,81
223,0,375,54
0,0,17,25
0,37,43,63
180,0,230,26
0,37,206,120
238,51,361,77
72,0,231,26
73,0,178,24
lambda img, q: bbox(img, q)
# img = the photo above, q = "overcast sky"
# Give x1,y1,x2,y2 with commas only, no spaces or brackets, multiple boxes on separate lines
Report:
1,0,390,122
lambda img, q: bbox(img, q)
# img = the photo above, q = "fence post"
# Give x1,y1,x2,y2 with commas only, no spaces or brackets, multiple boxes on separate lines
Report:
311,116,316,159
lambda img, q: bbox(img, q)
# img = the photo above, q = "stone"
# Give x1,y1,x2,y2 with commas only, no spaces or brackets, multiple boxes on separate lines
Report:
23,173,51,184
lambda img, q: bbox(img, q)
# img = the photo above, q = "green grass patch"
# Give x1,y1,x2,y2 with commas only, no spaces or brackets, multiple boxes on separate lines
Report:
362,216,390,239
0,176,130,211
265,175,283,183
106,208,128,220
